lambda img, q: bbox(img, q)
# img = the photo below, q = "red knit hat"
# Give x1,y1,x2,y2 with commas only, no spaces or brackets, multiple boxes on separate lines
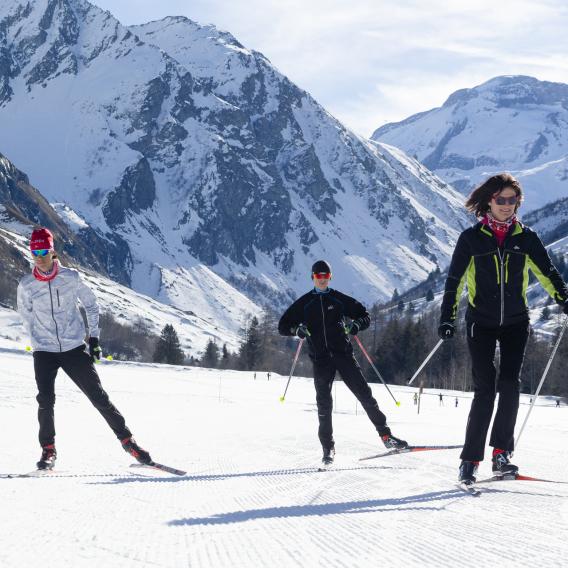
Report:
29,228,54,251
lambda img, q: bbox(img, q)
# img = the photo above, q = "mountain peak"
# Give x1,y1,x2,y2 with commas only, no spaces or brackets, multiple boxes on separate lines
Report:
373,75,568,209
442,75,568,109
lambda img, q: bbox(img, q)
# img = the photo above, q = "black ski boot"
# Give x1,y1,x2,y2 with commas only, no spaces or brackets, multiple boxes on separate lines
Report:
381,432,408,450
37,444,57,470
121,437,152,464
458,460,479,484
322,445,335,466
492,450,518,478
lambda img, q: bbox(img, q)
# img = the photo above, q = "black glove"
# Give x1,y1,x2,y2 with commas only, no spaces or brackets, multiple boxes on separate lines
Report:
88,337,102,361
345,319,361,335
293,324,311,339
438,322,455,340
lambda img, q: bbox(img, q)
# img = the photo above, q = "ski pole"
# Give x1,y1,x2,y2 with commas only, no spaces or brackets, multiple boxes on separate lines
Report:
354,336,400,407
279,339,305,402
516,316,568,449
407,339,444,386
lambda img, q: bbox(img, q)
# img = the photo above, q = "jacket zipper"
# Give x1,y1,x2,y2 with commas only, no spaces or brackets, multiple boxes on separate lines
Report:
320,296,329,351
48,281,62,352
497,248,505,326
56,289,60,307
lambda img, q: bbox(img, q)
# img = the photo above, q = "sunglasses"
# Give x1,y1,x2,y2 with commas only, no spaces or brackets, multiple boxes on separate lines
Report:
313,272,331,279
31,249,50,257
493,195,519,206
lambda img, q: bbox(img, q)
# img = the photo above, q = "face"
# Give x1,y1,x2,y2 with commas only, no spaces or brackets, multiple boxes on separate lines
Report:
32,249,55,271
489,187,519,222
312,272,331,291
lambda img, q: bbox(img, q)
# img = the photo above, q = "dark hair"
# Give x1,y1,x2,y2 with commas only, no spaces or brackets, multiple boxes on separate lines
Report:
465,173,523,217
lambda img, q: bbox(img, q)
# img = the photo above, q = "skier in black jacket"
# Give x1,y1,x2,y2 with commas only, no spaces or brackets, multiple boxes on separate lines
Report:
439,174,568,484
279,260,408,465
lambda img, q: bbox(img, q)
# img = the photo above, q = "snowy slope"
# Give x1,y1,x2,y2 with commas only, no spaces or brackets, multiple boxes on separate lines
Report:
0,0,469,314
0,347,567,568
0,226,249,357
523,196,568,244
372,76,568,212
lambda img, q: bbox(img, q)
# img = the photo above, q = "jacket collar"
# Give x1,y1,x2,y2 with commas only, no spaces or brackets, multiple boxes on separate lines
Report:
477,220,524,238
311,287,331,295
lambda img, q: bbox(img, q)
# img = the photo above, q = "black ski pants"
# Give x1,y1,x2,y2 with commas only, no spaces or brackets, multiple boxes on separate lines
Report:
313,353,388,449
461,320,530,461
33,345,132,447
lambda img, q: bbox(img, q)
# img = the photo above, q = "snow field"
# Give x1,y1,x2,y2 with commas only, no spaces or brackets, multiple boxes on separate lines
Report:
1,350,567,568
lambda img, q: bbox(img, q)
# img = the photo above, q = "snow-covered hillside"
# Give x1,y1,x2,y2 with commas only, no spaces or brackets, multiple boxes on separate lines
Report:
0,0,469,317
0,226,251,357
0,347,566,567
524,196,568,244
372,76,568,212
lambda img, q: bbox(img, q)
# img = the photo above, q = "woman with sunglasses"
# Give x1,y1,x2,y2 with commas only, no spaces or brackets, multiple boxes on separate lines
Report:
17,227,152,470
438,174,568,485
278,260,408,467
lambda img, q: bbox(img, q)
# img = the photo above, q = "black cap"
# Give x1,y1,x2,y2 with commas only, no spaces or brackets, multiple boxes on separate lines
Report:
311,260,332,274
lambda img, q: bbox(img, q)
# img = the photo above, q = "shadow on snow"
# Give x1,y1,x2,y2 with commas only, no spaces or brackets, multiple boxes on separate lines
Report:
167,489,468,526
87,464,412,485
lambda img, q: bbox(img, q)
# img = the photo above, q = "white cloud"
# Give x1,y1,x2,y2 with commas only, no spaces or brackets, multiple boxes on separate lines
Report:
90,0,568,135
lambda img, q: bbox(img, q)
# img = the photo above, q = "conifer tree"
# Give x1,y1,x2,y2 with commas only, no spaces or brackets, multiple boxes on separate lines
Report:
153,324,185,365
201,338,220,368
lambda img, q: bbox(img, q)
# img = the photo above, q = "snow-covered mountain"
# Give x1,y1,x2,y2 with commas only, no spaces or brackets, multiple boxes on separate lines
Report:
0,0,468,327
523,196,568,244
0,152,247,356
0,224,245,357
372,76,568,212
0,150,134,284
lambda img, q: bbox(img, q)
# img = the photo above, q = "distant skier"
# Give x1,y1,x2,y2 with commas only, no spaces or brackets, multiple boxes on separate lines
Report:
17,228,152,470
278,260,408,466
439,174,568,485
455,397,459,408
439,393,444,406
556,399,561,408
413,392,418,406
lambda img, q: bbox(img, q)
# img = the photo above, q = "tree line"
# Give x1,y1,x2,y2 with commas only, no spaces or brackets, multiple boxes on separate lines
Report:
150,298,568,399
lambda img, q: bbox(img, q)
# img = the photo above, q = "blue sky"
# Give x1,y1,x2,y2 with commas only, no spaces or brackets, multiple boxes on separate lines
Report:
90,0,568,136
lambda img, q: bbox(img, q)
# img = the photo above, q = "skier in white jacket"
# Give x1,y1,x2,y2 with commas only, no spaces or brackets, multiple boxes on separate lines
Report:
17,227,152,470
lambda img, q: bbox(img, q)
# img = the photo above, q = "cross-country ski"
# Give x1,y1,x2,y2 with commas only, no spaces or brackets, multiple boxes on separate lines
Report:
359,444,464,461
130,462,187,476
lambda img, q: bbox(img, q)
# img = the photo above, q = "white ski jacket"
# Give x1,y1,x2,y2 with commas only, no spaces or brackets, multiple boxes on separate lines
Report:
17,265,100,353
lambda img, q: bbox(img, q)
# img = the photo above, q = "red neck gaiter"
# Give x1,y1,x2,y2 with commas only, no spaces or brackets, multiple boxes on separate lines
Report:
482,213,517,247
33,260,59,282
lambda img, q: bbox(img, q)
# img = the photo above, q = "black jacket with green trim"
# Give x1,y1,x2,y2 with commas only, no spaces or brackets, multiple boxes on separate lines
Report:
278,288,370,362
440,221,568,328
